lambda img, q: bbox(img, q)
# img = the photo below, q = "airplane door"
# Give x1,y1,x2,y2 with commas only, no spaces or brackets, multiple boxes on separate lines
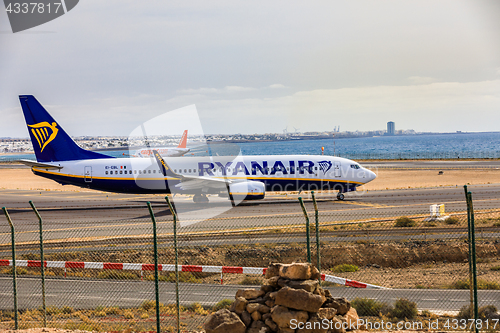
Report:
334,161,341,177
84,166,92,183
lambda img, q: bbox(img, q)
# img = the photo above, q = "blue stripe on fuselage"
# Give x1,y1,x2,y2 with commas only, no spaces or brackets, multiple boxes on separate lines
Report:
33,169,358,194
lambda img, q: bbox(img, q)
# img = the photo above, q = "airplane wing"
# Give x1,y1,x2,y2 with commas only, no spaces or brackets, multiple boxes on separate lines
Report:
18,159,63,170
152,150,230,190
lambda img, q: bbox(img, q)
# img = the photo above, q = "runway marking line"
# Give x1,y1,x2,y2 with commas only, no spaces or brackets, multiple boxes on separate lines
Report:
339,201,394,208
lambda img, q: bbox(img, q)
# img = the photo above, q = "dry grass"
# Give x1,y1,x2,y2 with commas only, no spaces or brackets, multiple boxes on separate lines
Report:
0,302,216,332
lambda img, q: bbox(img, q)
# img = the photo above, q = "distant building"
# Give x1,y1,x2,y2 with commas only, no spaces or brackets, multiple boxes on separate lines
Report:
387,121,395,135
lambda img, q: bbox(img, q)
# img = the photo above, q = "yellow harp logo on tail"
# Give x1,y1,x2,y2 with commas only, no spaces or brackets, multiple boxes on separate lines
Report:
28,122,59,152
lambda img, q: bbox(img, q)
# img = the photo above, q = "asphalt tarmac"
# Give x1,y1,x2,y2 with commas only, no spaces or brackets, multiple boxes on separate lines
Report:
1,276,498,312
1,184,499,248
0,181,499,315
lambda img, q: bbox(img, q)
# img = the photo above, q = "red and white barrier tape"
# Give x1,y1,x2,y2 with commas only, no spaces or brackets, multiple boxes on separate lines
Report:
0,259,386,289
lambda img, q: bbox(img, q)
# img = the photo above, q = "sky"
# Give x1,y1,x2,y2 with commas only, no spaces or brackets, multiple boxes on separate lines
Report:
1,1,500,137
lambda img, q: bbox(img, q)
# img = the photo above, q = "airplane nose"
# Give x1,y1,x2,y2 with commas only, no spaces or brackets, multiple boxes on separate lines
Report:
365,169,377,182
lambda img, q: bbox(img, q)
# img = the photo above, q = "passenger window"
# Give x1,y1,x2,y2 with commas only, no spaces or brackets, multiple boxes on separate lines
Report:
120,170,123,174
148,170,151,174
153,170,156,173
115,171,118,175
143,170,146,174
105,171,108,175
184,169,187,173
315,167,318,170
134,170,137,174
189,169,192,173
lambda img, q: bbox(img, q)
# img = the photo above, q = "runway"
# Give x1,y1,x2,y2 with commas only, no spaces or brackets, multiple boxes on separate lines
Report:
1,184,499,251
0,276,498,312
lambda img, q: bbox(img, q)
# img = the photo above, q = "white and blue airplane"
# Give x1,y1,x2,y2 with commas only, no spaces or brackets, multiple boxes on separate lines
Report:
18,95,376,203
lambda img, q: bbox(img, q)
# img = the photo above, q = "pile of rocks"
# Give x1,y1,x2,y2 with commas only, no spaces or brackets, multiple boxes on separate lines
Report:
204,263,360,333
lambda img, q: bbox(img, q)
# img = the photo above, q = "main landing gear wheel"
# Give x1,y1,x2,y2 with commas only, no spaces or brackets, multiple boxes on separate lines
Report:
193,194,209,203
337,193,345,201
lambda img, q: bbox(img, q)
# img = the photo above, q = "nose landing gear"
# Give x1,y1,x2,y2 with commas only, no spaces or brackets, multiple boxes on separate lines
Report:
337,193,345,201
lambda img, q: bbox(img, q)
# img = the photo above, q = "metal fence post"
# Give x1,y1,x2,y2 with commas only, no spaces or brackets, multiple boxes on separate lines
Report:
147,202,161,333
467,191,479,333
311,191,321,282
2,207,18,330
464,185,474,319
29,201,46,327
464,186,479,333
298,197,311,263
165,196,181,333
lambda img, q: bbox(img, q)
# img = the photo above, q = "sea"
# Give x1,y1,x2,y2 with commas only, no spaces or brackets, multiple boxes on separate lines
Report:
2,132,500,161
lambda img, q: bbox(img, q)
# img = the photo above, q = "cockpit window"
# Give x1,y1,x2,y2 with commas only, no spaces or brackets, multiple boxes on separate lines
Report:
350,164,360,169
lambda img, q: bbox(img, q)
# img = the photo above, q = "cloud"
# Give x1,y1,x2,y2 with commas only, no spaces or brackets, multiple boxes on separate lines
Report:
496,68,500,75
408,76,438,85
192,79,500,134
177,87,219,94
177,86,255,95
268,84,287,89
3,79,500,136
224,86,256,92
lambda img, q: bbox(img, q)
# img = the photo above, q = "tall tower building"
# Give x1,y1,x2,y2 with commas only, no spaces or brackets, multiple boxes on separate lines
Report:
387,121,395,135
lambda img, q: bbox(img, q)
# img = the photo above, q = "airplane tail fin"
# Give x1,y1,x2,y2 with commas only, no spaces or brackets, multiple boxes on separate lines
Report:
177,130,188,148
19,95,112,162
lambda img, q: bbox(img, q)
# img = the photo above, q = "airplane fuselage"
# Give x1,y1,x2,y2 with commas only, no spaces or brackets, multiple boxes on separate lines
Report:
32,154,376,195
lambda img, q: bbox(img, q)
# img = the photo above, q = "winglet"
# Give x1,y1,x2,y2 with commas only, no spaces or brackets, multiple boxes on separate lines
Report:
152,150,181,178
177,130,188,148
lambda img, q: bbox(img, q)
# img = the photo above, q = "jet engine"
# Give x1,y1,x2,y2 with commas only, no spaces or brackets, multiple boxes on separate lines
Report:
228,181,265,200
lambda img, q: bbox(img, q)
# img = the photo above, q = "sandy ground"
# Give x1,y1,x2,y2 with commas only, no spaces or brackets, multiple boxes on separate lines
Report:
1,167,500,193
362,169,500,191
0,169,94,192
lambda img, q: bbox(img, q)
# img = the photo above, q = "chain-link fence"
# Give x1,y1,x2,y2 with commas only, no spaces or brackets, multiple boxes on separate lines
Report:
1,189,499,332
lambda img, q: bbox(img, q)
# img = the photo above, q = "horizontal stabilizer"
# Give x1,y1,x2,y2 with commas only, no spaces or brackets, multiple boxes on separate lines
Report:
18,159,63,169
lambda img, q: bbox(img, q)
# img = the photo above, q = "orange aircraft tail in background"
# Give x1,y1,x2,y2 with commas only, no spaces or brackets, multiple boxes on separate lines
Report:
177,130,188,148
